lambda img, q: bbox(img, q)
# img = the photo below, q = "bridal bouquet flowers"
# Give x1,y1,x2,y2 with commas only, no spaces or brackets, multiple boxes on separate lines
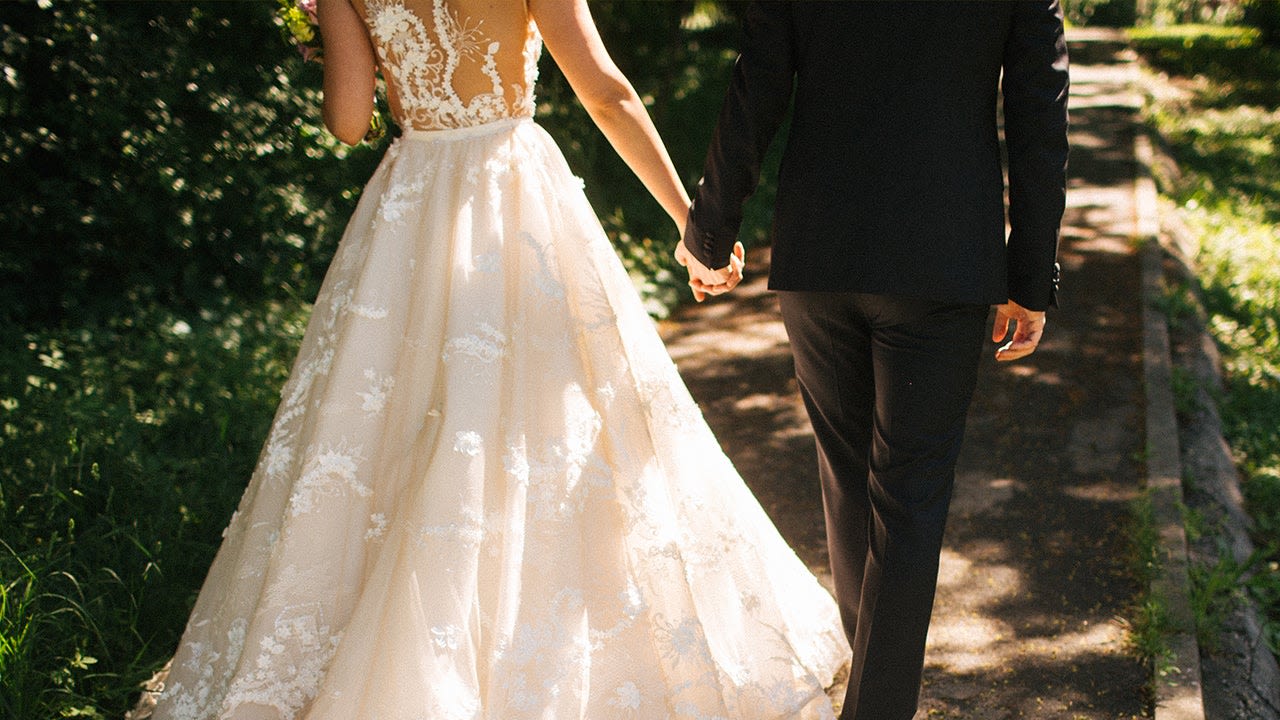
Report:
278,0,323,63
276,0,387,142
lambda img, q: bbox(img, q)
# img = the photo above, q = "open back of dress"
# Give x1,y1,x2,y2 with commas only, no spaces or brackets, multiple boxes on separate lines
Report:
357,0,540,131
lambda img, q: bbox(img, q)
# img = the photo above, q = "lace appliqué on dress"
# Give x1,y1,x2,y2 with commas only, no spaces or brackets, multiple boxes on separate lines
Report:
218,606,343,718
364,0,540,130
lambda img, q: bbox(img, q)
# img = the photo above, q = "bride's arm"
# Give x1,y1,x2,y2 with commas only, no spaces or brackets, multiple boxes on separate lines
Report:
529,0,690,231
317,0,377,146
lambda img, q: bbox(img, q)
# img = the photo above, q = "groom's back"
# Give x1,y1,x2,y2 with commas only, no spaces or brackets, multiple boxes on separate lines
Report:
788,3,1011,138
765,1,1065,305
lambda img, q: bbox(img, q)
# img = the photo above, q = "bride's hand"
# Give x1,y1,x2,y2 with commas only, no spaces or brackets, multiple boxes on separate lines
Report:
675,241,745,302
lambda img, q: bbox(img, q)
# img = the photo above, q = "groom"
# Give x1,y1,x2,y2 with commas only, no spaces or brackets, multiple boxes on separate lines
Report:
676,2,1069,719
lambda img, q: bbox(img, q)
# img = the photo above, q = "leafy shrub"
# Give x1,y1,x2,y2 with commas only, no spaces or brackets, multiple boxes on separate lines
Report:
1064,0,1138,27
0,1,382,329
1243,0,1280,44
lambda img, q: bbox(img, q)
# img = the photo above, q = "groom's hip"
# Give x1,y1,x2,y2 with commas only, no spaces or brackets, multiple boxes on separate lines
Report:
777,290,988,490
776,291,989,401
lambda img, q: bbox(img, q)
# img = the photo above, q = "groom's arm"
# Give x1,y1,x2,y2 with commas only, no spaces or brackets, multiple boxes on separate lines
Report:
683,1,795,271
1001,0,1070,311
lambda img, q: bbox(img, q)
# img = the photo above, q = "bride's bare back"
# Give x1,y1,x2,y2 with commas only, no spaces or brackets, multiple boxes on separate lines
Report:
352,0,540,131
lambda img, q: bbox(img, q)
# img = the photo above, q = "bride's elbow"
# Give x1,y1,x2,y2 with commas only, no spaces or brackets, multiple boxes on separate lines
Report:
577,77,635,119
323,106,372,146
329,124,369,147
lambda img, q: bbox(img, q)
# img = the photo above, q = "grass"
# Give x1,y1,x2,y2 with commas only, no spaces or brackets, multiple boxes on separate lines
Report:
0,304,306,717
1168,364,1203,420
1189,548,1277,652
1130,24,1280,658
1121,492,1177,679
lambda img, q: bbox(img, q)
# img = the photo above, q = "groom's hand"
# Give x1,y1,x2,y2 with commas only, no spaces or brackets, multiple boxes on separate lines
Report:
674,241,745,302
992,299,1046,362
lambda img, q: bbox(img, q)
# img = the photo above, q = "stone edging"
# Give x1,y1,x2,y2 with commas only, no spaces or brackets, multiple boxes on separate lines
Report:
1136,130,1207,720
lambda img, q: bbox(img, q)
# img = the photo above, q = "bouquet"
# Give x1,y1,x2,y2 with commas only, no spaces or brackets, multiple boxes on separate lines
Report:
277,0,387,142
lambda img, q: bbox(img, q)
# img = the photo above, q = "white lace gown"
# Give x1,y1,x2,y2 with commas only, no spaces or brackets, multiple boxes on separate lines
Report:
151,1,849,718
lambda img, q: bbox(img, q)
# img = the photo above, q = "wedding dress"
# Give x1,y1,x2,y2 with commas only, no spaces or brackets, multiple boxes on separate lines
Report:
151,1,848,718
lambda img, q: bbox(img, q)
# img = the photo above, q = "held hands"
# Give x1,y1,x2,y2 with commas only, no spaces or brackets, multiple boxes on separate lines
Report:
674,240,746,302
992,299,1047,362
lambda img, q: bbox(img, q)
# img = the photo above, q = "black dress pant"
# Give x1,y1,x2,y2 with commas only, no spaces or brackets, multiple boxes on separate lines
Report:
778,291,989,720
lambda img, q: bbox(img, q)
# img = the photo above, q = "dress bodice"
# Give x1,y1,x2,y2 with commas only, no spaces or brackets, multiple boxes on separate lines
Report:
355,0,541,131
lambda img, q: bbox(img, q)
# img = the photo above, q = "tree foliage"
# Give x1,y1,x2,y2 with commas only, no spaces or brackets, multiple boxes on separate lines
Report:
0,0,382,328
1064,0,1280,32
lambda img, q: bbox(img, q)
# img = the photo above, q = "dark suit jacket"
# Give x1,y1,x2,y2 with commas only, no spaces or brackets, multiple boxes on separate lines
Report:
683,1,1069,311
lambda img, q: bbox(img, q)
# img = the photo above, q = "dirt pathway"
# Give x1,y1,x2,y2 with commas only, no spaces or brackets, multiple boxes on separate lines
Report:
658,29,1150,719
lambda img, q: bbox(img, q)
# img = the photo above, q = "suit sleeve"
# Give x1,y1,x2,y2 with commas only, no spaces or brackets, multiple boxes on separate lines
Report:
1002,0,1070,311
682,1,795,270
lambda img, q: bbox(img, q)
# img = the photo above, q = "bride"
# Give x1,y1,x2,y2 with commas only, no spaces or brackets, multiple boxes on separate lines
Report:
148,0,848,717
